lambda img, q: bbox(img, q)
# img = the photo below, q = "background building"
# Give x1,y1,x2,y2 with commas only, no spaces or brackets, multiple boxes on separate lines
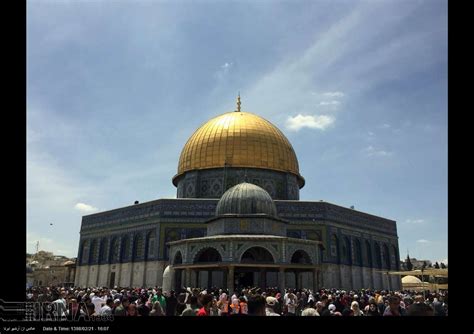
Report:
75,100,401,291
26,251,76,287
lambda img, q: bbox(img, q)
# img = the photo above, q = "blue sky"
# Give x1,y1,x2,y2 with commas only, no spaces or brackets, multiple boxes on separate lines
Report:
27,0,447,265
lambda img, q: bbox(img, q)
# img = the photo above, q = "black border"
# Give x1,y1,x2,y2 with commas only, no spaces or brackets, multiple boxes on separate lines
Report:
1,0,458,332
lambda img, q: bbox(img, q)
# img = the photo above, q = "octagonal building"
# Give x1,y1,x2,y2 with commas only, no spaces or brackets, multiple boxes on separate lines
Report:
75,96,401,292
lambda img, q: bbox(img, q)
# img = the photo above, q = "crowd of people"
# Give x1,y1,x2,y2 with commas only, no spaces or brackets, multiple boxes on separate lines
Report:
25,286,448,317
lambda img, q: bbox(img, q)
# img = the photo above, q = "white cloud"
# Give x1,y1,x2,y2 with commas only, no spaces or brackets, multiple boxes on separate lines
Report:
286,114,334,131
322,91,345,98
364,146,392,157
368,131,374,136
405,219,425,224
74,202,98,213
416,239,429,243
379,123,391,129
319,100,341,106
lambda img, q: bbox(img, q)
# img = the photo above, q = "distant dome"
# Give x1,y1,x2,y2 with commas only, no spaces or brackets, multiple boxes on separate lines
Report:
402,275,422,284
216,182,277,217
63,260,75,266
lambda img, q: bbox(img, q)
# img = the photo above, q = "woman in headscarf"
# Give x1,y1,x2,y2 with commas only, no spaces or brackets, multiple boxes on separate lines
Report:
365,301,381,316
351,301,364,316
229,297,240,315
217,293,229,316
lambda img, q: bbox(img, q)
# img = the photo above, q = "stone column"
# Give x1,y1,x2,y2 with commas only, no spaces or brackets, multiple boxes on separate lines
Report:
115,263,122,288
294,271,298,290
227,266,234,294
259,269,266,289
142,261,147,288
386,272,392,291
278,268,285,293
298,272,304,290
223,270,227,291
313,268,319,293
185,268,191,287
207,270,212,289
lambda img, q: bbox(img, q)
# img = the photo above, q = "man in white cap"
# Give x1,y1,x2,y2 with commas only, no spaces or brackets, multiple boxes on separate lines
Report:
265,296,280,316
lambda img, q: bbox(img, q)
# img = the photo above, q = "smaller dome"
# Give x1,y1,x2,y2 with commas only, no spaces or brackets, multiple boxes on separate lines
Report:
216,182,277,217
402,275,422,284
63,260,75,266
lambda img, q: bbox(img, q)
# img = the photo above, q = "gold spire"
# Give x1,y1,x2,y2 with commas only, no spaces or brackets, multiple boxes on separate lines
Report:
236,92,241,112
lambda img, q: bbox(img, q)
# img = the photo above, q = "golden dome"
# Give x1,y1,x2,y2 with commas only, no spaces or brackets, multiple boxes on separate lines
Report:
174,110,304,186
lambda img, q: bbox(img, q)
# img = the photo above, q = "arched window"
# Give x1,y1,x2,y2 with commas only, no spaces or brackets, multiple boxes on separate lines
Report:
147,232,156,259
99,238,109,263
354,239,362,265
365,241,373,267
392,245,399,270
134,234,144,259
383,244,390,269
341,237,352,265
122,236,131,261
90,240,98,264
81,240,89,265
331,234,340,263
374,242,382,269
111,238,120,263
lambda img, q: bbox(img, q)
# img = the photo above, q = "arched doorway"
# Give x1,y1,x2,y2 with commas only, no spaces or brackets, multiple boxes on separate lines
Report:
238,247,275,289
290,250,313,290
193,248,223,289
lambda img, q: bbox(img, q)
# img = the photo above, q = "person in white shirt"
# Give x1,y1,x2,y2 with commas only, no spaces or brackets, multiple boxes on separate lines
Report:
91,292,106,314
100,298,114,315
